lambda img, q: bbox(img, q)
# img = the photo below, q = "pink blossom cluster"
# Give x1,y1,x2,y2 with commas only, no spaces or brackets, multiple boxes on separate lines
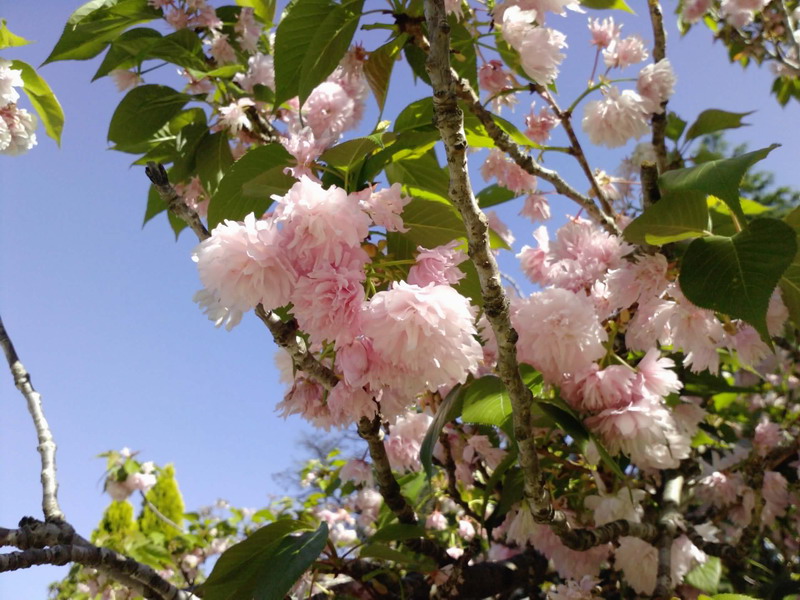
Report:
0,59,36,156
104,452,157,502
481,147,539,194
500,7,568,86
280,48,369,176
479,60,518,113
581,15,677,149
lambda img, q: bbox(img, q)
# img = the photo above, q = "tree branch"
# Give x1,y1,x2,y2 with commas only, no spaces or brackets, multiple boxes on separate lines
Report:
0,543,197,600
422,0,566,534
0,316,63,521
356,416,450,564
653,472,683,599
145,163,339,391
647,0,669,173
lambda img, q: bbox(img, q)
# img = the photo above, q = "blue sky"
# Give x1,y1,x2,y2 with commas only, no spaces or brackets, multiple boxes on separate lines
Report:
1,1,798,597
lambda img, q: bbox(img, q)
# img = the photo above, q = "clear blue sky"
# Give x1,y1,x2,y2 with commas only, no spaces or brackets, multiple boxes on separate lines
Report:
1,1,798,597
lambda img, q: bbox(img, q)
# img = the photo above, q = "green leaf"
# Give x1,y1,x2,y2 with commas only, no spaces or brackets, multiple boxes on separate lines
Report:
298,0,364,106
236,0,276,23
195,132,234,197
45,0,161,64
579,0,634,12
0,20,31,49
144,182,168,225
145,29,207,72
665,111,687,142
679,218,797,341
369,523,427,543
274,0,334,107
779,207,800,328
364,35,406,115
320,134,390,172
10,60,65,145
684,109,754,142
385,151,450,200
461,376,513,436
208,143,295,229
93,27,162,79
659,145,779,225
419,385,463,478
623,189,710,245
201,520,327,600
449,15,478,92
477,184,518,208
107,84,191,148
685,556,721,594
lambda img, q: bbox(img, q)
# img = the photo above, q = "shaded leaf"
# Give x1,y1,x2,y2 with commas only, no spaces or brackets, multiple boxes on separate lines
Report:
665,111,687,142
45,0,161,64
93,27,161,80
365,35,406,114
369,523,427,543
449,15,478,91
779,206,800,328
208,143,295,228
679,218,796,341
685,556,721,594
201,520,327,600
623,189,710,245
684,109,754,142
420,385,463,478
461,376,513,436
274,0,333,107
659,145,779,225
107,84,190,148
477,184,519,208
195,132,234,197
298,0,364,106
10,60,65,145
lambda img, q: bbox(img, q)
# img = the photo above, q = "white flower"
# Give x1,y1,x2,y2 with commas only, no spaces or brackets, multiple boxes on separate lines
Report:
582,87,650,148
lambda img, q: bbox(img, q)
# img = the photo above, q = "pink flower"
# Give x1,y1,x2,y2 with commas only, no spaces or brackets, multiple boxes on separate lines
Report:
586,398,691,469
360,183,410,232
682,0,712,23
615,536,657,594
235,7,261,53
326,382,377,426
457,519,476,541
109,69,142,92
584,488,646,526
635,348,681,400
408,241,467,287
524,102,560,144
217,98,255,134
637,59,676,113
548,577,599,600
165,7,191,29
126,472,157,493
0,60,23,107
274,177,372,274
668,288,726,374
728,324,771,367
504,14,568,85
671,535,706,584
481,148,538,194
340,459,372,485
754,419,782,456
426,510,448,530
362,282,482,395
463,435,507,469
276,375,334,429
479,60,518,112
582,87,650,148
303,81,356,142
513,288,607,382
445,0,464,18
720,0,769,27
105,479,132,502
602,35,649,69
767,290,789,336
520,193,551,223
562,364,637,412
762,471,790,525
385,412,433,472
193,289,244,331
696,470,744,508
588,17,621,49
290,256,366,346
175,176,210,218
235,53,275,92
192,214,297,312
495,0,582,22
604,252,669,311
207,33,237,65
0,105,37,156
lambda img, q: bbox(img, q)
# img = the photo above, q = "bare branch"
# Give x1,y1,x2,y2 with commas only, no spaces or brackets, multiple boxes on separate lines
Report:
0,317,63,522
647,0,669,172
653,472,684,599
0,544,197,600
145,163,210,241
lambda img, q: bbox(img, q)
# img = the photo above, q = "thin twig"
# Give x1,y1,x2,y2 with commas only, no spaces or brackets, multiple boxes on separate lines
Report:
533,84,614,217
145,163,210,241
0,317,63,522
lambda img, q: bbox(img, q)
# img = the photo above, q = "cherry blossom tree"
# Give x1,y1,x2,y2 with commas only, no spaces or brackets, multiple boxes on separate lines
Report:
2,1,800,599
